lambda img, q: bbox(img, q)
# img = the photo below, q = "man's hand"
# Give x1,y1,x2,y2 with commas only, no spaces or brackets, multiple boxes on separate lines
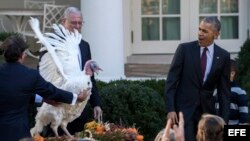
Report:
162,117,173,141
94,106,102,121
172,112,184,141
162,112,185,141
167,111,178,125
77,89,91,102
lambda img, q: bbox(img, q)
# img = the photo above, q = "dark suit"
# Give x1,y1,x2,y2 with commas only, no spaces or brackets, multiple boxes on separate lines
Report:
66,39,101,134
0,62,74,141
79,40,101,108
165,41,230,141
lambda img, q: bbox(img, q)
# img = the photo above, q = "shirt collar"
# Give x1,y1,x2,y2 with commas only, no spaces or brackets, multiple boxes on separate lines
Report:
201,43,214,55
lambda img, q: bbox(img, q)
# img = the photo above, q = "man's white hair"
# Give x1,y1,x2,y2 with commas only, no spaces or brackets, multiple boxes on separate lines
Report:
62,7,82,19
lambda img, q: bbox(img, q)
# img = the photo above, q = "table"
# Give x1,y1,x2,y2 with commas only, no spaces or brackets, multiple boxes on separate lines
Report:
0,8,43,33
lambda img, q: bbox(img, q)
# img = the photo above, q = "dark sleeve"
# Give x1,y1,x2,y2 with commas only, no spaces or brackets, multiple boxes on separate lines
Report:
33,71,73,104
29,94,36,104
165,44,184,113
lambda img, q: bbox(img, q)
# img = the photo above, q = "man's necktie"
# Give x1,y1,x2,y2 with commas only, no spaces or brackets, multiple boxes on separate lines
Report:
201,48,208,80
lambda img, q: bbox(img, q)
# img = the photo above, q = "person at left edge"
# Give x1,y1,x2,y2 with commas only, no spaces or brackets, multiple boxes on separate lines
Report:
0,35,90,141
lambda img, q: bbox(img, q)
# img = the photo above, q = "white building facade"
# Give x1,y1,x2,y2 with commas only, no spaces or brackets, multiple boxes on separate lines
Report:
81,0,250,81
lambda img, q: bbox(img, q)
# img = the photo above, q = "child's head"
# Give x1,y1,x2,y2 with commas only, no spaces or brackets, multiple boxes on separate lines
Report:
230,59,239,81
196,114,225,141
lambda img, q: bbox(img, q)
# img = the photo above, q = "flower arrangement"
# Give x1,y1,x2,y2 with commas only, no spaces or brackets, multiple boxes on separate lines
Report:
33,135,45,141
75,120,144,141
32,120,144,141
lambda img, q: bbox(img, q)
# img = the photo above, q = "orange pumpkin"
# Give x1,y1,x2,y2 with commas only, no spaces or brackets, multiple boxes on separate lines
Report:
33,135,44,141
95,124,105,133
136,134,144,141
127,127,138,134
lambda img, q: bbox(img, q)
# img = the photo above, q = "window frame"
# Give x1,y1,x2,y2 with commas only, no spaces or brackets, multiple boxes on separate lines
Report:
131,0,247,54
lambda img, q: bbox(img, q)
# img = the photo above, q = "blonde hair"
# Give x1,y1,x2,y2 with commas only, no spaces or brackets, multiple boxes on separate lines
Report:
196,114,225,141
154,128,175,141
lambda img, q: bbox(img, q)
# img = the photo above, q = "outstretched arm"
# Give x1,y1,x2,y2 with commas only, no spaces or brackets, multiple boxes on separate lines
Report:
162,112,185,141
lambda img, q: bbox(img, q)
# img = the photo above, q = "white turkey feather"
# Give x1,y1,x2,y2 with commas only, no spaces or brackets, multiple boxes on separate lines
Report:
28,17,101,138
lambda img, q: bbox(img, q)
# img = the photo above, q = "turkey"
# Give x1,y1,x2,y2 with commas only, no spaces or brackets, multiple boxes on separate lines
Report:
28,17,102,137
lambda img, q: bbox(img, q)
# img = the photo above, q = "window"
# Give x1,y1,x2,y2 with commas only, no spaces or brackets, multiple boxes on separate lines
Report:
141,0,180,41
131,0,246,54
199,0,239,39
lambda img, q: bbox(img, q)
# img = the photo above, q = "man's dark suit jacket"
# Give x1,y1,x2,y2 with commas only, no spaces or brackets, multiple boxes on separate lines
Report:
165,41,230,141
0,62,74,141
78,39,101,108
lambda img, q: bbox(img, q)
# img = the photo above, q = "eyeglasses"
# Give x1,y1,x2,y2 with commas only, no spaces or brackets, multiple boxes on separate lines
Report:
70,21,84,26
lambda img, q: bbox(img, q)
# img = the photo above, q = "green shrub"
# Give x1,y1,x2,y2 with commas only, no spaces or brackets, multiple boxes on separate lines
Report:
237,38,250,121
107,79,166,97
96,79,109,88
99,82,166,141
0,32,19,41
137,79,166,97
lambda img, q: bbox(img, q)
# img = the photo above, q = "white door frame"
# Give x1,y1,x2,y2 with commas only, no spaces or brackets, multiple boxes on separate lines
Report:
129,0,248,55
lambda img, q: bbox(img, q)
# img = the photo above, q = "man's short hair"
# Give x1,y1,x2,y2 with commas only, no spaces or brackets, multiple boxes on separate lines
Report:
202,16,221,32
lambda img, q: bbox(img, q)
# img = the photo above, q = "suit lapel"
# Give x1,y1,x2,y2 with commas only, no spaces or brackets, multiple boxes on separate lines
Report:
79,41,86,70
191,42,203,85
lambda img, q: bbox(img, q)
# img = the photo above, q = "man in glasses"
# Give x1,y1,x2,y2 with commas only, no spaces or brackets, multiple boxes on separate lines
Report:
40,6,102,136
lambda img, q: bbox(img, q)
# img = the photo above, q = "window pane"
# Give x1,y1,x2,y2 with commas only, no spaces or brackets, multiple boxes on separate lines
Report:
142,18,160,40
221,16,238,39
163,17,180,40
220,0,238,13
162,0,180,14
142,0,160,15
199,0,217,13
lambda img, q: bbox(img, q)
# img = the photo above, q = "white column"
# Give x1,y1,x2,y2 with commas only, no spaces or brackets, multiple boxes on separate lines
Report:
81,0,125,82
